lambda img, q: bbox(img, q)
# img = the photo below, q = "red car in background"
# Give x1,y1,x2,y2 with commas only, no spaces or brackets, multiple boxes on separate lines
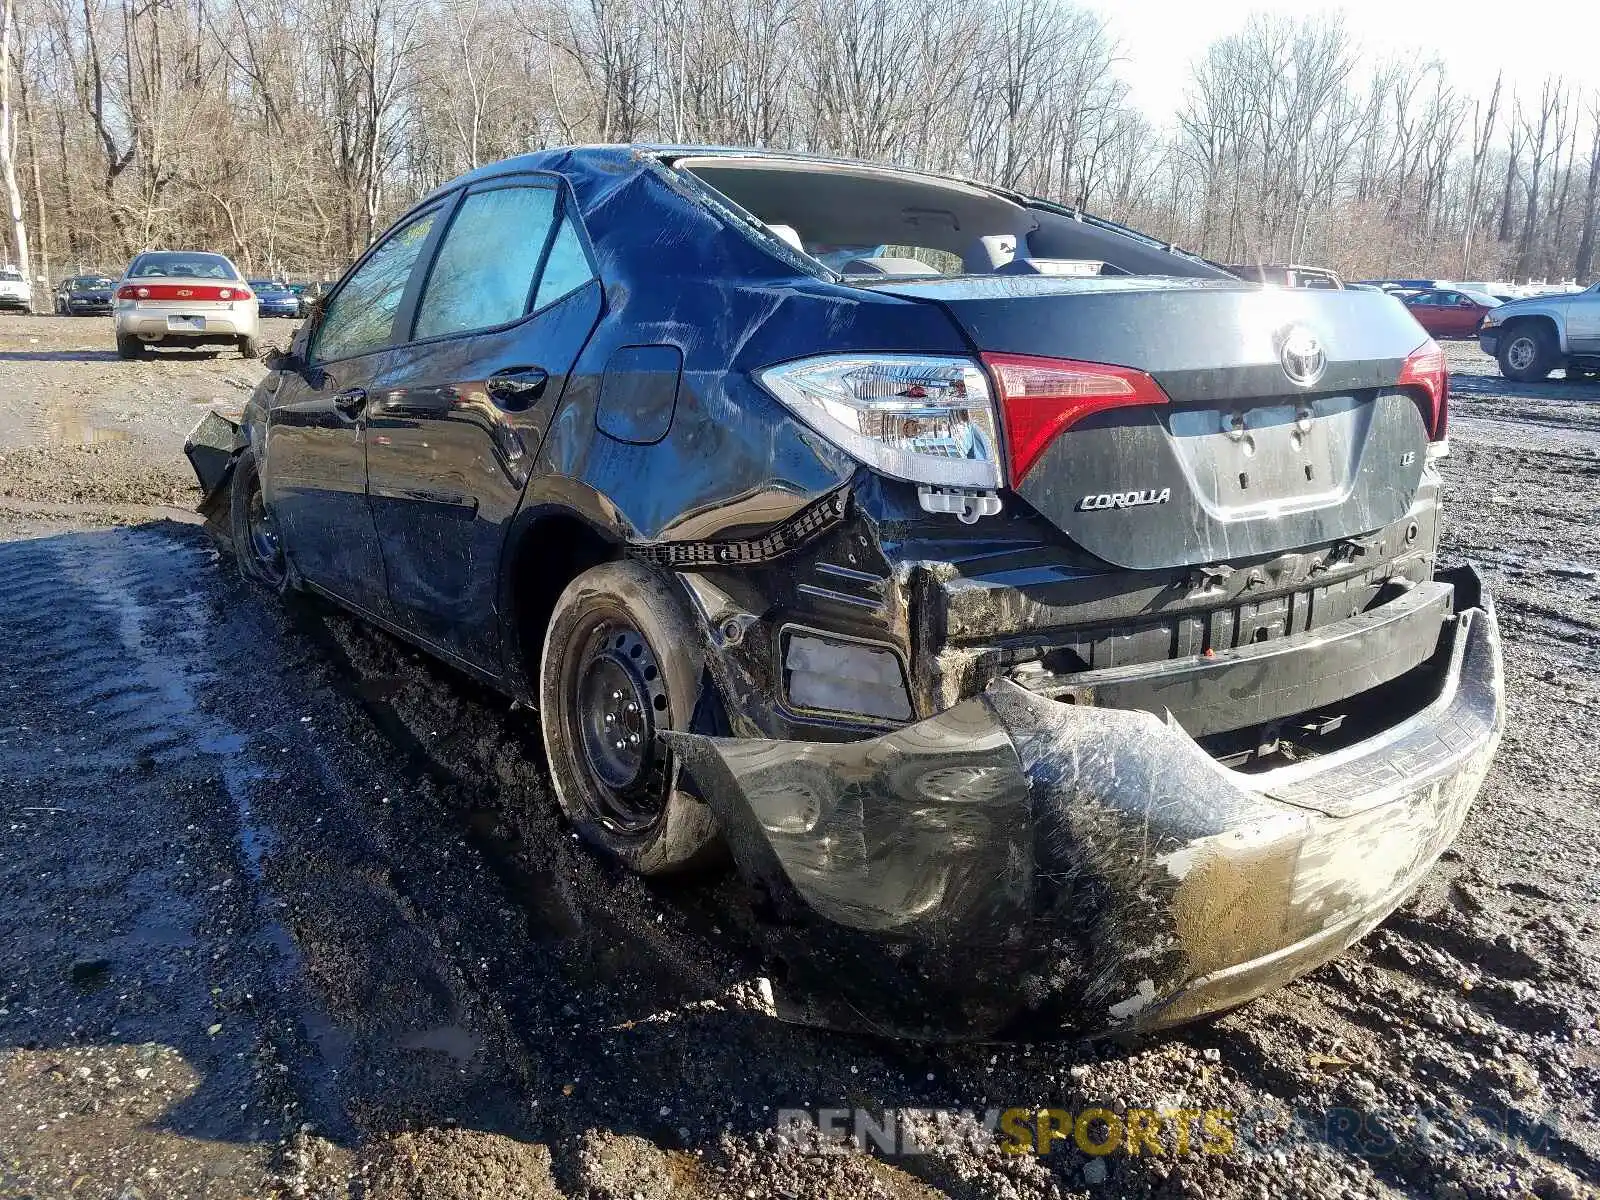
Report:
1402,288,1502,338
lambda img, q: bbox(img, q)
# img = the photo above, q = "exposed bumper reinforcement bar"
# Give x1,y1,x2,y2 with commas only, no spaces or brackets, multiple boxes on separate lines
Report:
666,566,1503,1038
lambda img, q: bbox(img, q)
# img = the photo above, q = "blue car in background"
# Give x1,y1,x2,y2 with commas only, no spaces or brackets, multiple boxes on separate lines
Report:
249,279,301,318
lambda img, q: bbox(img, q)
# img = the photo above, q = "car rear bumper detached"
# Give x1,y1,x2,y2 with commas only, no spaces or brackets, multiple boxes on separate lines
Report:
667,566,1502,1037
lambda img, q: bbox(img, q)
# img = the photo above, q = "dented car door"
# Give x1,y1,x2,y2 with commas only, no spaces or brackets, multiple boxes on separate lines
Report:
363,179,602,671
265,207,444,613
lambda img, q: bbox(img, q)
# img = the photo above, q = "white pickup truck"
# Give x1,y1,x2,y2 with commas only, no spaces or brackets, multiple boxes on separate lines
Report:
1479,281,1600,381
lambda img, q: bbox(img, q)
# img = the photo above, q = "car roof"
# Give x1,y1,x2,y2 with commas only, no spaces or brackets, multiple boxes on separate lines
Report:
410,143,1202,266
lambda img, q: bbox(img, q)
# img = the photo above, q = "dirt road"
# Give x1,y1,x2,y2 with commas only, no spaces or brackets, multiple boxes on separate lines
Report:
1,315,1597,1199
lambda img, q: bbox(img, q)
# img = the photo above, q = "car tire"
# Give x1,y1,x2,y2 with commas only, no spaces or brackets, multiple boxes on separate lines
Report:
1497,324,1555,382
237,335,259,360
539,560,721,876
115,334,144,360
229,447,291,593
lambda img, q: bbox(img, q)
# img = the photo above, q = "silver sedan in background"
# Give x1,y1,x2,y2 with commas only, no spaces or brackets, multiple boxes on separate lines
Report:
114,251,261,359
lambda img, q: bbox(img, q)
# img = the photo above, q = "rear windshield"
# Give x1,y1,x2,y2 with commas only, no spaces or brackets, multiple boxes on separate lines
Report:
128,252,240,280
677,157,1225,282
0,270,21,281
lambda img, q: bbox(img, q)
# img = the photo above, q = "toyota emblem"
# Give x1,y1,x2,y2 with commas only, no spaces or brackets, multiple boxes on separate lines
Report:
1279,326,1326,388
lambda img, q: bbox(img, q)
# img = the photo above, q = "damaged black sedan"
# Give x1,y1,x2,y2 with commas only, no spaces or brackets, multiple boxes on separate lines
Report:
187,146,1503,1038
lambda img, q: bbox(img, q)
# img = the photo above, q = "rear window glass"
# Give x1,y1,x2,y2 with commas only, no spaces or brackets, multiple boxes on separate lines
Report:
532,214,595,310
415,185,557,339
129,252,239,280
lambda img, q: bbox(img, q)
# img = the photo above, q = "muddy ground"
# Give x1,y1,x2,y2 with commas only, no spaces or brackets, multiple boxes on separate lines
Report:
0,314,1596,1200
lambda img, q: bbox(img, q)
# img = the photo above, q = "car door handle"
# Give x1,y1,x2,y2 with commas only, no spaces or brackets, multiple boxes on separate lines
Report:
333,387,367,417
486,367,549,412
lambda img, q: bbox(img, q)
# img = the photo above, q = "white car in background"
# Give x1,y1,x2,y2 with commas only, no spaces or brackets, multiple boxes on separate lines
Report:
0,266,32,312
114,250,260,359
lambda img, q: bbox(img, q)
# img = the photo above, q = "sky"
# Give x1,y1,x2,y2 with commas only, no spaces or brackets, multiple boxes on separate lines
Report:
1086,0,1598,125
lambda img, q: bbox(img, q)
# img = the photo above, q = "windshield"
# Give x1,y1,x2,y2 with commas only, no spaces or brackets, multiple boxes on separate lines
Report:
70,276,113,288
0,270,21,282
250,280,290,294
1462,291,1502,307
129,252,240,280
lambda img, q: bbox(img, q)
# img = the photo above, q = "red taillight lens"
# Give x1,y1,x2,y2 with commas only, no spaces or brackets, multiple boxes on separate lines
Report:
116,285,148,299
982,352,1170,484
1397,340,1448,441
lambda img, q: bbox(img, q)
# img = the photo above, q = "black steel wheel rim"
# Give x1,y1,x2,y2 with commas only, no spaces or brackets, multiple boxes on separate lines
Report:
571,622,671,833
246,484,283,577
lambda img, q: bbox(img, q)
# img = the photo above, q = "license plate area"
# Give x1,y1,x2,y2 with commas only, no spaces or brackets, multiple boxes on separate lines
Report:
167,315,205,332
1164,394,1370,517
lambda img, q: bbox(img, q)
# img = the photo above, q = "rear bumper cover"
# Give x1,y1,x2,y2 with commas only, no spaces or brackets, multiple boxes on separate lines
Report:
118,311,255,339
667,567,1502,1037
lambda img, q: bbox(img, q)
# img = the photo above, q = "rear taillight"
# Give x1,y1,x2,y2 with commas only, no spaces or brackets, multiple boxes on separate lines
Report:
116,285,149,299
1397,340,1448,441
754,354,1002,489
982,353,1170,484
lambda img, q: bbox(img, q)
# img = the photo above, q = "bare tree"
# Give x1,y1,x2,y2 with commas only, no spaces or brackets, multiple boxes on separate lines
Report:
0,0,30,288
1461,72,1501,275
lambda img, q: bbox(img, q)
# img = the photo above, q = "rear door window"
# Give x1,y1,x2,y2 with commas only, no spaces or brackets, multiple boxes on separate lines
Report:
314,210,440,362
414,184,574,340
533,214,595,310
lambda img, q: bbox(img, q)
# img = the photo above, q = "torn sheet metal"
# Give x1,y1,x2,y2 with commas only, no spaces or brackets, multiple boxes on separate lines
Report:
184,410,246,510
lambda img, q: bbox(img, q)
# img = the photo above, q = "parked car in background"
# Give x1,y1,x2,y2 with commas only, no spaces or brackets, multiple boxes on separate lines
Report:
1401,288,1501,339
1479,280,1600,381
54,274,117,315
114,250,259,359
1452,281,1518,304
1225,262,1345,289
250,279,302,319
0,266,32,312
1359,279,1447,292
186,144,1500,1039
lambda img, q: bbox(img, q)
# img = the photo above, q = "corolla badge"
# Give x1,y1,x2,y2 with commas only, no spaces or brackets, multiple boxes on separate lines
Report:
1279,325,1326,387
1078,488,1171,511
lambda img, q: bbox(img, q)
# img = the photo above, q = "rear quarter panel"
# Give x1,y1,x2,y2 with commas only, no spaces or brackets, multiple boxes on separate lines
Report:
526,153,973,543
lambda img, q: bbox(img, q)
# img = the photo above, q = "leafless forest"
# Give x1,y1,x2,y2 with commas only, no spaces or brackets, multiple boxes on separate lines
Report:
1,0,1598,285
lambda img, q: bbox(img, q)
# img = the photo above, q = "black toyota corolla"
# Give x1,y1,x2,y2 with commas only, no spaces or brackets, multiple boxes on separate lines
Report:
187,145,1503,1038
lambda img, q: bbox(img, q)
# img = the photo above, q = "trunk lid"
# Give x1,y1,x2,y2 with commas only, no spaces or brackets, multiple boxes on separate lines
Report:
121,278,249,312
870,276,1434,570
